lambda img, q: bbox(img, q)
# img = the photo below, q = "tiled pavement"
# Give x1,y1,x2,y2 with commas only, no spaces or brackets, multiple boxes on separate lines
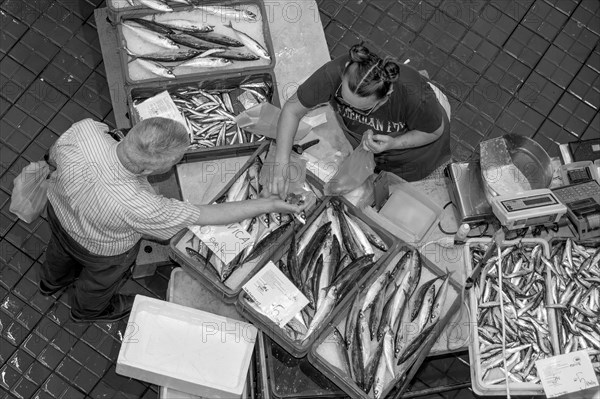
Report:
0,0,598,398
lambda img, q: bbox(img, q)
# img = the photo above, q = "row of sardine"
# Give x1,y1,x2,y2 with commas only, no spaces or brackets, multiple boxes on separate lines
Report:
544,239,600,375
134,83,271,149
125,0,258,20
329,248,451,398
472,242,554,385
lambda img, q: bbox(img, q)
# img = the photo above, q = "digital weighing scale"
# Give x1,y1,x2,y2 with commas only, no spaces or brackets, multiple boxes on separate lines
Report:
489,189,567,230
552,180,600,240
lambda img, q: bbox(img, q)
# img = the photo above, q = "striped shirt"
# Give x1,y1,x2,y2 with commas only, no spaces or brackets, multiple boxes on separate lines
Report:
47,119,202,256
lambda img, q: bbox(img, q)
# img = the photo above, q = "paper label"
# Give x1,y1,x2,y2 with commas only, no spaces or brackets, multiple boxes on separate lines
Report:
134,90,191,135
536,351,599,398
242,261,308,327
189,223,252,265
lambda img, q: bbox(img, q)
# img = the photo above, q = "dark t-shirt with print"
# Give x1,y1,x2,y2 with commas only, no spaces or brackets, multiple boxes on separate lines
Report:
297,55,451,181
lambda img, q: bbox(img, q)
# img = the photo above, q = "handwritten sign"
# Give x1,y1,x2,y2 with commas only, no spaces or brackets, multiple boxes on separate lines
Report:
134,90,191,135
536,351,599,398
189,223,252,265
242,261,308,327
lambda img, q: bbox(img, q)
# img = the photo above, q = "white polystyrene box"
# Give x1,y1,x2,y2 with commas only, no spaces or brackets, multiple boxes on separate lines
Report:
117,295,257,398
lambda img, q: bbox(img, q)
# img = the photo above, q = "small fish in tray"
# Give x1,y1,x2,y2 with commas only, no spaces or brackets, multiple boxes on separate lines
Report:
248,199,390,346
544,239,600,376
471,242,554,386
133,81,272,149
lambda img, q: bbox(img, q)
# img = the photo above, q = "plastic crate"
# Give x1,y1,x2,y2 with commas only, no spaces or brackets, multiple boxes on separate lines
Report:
106,0,237,22
161,268,257,399
127,71,277,155
261,334,344,399
115,1,275,86
236,197,400,358
306,243,463,399
169,144,323,304
464,237,560,397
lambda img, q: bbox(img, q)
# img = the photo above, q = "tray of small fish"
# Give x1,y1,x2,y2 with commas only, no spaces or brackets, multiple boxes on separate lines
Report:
465,237,561,396
307,244,462,399
116,1,273,85
545,238,600,377
236,197,399,358
169,145,322,304
129,72,274,152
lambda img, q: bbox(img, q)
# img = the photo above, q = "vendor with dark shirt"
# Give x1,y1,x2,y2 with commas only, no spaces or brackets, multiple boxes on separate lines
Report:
271,44,451,196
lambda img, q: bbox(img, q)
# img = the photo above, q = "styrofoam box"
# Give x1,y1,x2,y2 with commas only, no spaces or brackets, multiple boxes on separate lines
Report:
117,295,257,398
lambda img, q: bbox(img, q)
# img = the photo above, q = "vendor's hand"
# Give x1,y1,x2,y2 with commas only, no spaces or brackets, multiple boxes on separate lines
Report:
363,130,395,153
269,160,290,200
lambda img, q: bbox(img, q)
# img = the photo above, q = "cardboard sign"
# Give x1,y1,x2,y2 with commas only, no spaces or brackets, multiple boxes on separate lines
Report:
536,351,599,398
134,90,190,135
190,223,252,265
242,261,308,327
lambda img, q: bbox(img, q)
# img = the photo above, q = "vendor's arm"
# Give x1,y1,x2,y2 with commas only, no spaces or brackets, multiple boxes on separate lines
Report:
271,93,311,198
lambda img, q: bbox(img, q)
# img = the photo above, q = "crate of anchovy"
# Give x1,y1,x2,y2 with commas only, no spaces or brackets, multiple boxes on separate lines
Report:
169,144,323,304
464,237,561,396
128,71,276,153
546,238,600,378
306,242,462,399
115,0,274,86
236,197,400,358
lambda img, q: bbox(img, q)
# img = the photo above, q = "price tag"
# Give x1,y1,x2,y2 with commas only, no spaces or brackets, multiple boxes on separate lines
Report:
536,351,599,398
134,90,191,135
242,261,308,327
190,223,252,265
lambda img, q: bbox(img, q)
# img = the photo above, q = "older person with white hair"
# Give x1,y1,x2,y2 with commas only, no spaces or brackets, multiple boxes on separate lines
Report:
42,117,302,323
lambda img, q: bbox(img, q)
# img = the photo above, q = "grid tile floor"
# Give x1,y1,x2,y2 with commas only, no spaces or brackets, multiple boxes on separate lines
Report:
1,0,599,398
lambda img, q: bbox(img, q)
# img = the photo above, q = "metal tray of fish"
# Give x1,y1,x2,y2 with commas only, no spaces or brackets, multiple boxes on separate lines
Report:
115,1,275,85
260,333,344,399
128,71,276,153
306,243,462,399
545,238,600,377
236,197,400,358
464,237,560,397
169,144,323,304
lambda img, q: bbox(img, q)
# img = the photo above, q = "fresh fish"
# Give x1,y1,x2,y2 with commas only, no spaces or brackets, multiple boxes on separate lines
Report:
189,31,244,47
296,211,325,256
126,48,201,62
378,285,409,342
303,230,331,286
397,323,436,364
428,272,451,326
244,221,292,263
151,17,214,33
325,206,343,245
286,229,302,287
364,336,385,394
351,326,365,389
372,333,391,398
410,276,440,322
369,286,387,340
227,170,248,202
330,254,375,298
360,272,389,316
357,313,371,370
345,293,363,349
224,22,270,60
300,222,332,277
335,202,363,260
344,210,374,256
194,5,258,22
167,32,227,51
122,21,180,50
303,287,337,340
349,214,388,252
138,0,172,12
413,283,436,335
122,17,174,35
131,59,175,78
177,56,232,68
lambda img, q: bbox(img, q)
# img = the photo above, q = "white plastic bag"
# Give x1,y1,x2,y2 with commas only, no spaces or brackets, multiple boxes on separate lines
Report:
324,145,376,196
9,161,51,223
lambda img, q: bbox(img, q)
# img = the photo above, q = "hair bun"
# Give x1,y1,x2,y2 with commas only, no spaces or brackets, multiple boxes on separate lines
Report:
382,59,400,82
349,44,372,64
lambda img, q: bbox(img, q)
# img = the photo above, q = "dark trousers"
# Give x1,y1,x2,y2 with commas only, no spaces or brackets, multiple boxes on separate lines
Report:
41,203,140,318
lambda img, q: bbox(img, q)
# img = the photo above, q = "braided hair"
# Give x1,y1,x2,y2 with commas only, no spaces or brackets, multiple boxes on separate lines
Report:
344,44,401,99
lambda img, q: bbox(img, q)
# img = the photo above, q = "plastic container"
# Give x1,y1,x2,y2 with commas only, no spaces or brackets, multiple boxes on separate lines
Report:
127,71,277,155
261,334,344,399
115,1,275,86
169,144,322,304
236,197,400,358
117,295,257,397
161,268,256,399
307,244,463,399
464,237,560,397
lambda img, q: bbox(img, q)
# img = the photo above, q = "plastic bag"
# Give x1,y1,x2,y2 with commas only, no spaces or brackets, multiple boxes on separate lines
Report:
324,145,376,196
234,102,311,141
9,161,51,223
